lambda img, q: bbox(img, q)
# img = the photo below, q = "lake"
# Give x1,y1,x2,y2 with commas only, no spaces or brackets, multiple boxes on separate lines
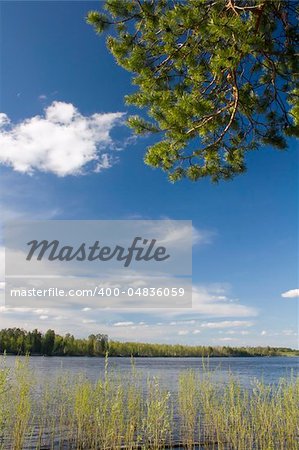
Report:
3,355,298,390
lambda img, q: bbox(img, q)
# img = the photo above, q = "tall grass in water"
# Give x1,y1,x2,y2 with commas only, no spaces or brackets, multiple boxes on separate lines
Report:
0,357,298,449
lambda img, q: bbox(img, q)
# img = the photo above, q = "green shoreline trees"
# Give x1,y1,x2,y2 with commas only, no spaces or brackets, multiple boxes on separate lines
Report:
0,328,298,356
0,328,108,356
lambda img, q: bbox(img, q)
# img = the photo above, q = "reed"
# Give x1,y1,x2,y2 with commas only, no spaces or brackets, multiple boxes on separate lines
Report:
0,356,298,450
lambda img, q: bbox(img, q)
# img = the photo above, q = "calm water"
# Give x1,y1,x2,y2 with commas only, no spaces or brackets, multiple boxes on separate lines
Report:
3,355,298,390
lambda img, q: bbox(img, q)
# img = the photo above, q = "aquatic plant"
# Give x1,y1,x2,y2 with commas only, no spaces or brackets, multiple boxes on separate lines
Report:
0,356,298,449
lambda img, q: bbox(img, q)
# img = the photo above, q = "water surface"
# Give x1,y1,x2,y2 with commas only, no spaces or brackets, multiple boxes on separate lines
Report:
3,355,298,390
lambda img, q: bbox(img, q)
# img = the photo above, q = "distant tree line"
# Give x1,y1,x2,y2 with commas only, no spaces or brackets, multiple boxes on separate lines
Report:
0,328,297,357
108,341,298,357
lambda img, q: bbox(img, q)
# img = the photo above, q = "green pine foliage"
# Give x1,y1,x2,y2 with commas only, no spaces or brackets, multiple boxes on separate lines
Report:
87,0,299,182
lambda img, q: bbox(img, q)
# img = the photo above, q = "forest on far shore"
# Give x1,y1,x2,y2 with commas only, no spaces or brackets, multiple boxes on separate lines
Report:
0,328,298,357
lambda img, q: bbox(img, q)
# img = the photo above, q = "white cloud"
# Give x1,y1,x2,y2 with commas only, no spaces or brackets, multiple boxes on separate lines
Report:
282,329,297,336
224,330,250,335
0,247,4,280
113,321,134,327
107,284,257,318
34,309,49,315
0,204,60,223
281,289,299,298
218,337,236,342
0,113,10,127
162,286,258,318
201,320,254,329
153,221,213,248
178,330,189,335
192,227,215,245
0,102,125,176
169,320,196,326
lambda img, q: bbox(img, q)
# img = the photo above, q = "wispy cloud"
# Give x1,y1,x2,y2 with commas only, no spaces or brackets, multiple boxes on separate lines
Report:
0,102,125,176
113,321,135,327
162,285,258,318
217,337,236,342
0,203,62,306
0,304,295,347
281,289,299,298
0,246,4,287
123,215,213,248
201,320,254,329
178,330,189,335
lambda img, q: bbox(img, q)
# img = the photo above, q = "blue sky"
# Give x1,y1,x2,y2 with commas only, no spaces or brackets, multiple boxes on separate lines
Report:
0,1,298,347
